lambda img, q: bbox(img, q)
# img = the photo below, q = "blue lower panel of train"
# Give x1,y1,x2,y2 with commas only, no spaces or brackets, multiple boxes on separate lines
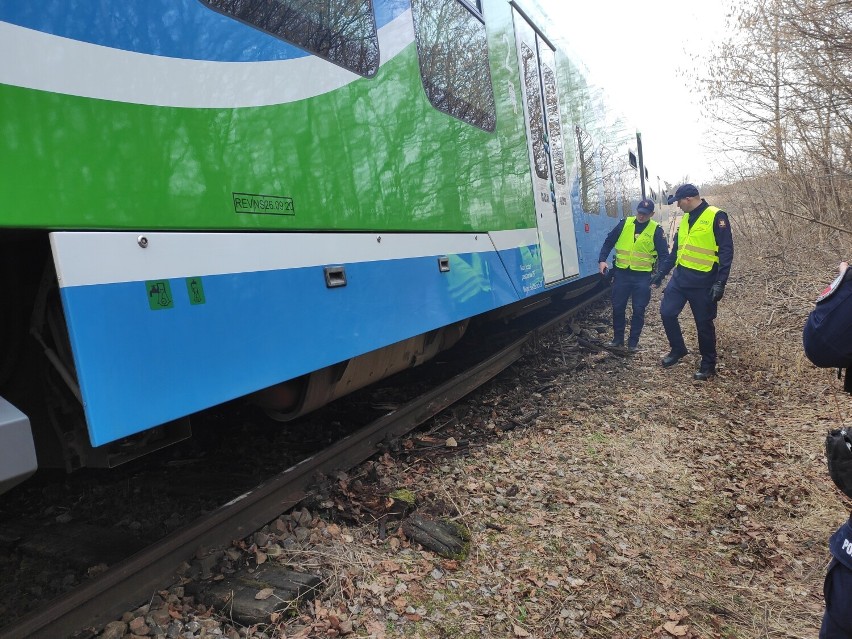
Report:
53,231,546,446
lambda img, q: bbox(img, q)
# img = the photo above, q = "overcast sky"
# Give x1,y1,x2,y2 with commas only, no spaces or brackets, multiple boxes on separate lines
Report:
541,0,731,186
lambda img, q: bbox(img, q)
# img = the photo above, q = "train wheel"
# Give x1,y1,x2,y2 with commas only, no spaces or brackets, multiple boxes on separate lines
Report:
29,261,88,472
0,247,25,387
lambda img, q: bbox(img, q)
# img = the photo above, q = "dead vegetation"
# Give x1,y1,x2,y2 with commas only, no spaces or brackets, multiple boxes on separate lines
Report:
211,231,851,639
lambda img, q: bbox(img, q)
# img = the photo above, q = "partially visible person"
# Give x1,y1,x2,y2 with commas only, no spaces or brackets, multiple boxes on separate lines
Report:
821,429,852,637
803,262,852,636
597,198,669,352
651,184,734,380
804,261,852,392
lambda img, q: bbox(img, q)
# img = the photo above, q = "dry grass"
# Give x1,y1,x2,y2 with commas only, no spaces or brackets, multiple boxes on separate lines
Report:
265,231,852,639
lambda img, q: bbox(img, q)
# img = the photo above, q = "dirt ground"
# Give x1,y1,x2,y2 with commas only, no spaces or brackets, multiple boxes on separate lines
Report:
121,230,846,639
245,234,852,639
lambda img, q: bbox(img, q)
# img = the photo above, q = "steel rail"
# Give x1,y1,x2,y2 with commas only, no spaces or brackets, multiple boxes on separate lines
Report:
0,287,605,639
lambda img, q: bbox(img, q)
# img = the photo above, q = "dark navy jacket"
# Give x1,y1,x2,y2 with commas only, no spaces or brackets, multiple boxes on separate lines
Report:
821,517,852,637
804,270,852,369
598,218,669,274
656,200,734,288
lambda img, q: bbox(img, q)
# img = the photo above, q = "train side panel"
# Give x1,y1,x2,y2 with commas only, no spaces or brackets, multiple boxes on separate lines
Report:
0,0,649,483
0,3,535,233
52,231,527,444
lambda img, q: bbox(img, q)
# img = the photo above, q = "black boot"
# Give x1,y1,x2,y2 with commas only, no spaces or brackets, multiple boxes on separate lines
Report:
661,350,688,367
693,365,716,381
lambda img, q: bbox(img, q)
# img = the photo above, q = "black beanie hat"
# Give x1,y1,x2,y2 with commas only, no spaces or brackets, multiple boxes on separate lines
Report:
826,429,852,499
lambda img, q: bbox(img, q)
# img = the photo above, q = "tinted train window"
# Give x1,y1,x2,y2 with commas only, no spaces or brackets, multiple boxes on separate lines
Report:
600,148,618,217
200,0,380,77
620,158,639,215
575,126,600,214
411,0,496,132
541,64,566,185
520,43,547,177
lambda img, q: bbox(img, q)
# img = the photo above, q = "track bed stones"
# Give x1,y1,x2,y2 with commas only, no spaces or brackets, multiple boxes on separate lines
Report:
192,564,322,625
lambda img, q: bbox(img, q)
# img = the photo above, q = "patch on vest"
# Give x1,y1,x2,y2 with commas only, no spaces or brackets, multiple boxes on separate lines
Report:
817,262,851,303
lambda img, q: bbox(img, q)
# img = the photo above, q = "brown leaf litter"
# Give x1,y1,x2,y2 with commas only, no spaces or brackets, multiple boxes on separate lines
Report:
165,242,852,639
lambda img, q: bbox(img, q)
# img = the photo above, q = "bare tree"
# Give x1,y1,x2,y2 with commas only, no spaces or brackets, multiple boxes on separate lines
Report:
703,0,852,247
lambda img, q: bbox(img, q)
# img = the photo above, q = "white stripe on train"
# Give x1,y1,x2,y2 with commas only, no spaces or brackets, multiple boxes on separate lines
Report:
0,10,414,108
50,229,540,288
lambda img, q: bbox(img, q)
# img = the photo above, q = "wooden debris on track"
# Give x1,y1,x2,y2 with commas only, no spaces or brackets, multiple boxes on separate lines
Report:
193,564,322,625
401,512,470,560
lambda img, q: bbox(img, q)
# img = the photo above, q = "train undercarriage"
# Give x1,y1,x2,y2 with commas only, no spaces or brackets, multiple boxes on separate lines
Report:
0,231,597,493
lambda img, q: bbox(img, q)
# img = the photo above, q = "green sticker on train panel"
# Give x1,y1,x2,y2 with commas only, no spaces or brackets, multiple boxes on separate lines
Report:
232,192,295,216
146,280,174,310
185,277,206,305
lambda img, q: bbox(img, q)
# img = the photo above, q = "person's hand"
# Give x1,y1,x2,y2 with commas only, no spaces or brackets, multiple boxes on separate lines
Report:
598,261,608,276
710,281,725,302
650,273,664,288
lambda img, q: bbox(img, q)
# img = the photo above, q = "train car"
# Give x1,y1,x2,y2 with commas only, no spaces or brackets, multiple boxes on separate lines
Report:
0,0,661,493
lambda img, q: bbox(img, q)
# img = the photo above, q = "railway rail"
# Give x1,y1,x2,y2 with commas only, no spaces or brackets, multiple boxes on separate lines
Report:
0,287,607,639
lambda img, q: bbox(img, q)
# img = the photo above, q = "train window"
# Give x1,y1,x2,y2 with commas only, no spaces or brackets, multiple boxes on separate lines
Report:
541,64,566,185
411,0,497,132
575,126,601,215
600,148,618,217
520,43,548,178
458,0,483,14
199,0,380,77
622,167,640,213
628,151,638,169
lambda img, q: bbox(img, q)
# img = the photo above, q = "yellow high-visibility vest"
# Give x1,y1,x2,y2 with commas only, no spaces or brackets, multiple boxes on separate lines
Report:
675,206,720,272
614,217,659,272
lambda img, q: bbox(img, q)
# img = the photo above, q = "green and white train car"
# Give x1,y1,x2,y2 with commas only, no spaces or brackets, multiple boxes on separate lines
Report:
0,0,658,492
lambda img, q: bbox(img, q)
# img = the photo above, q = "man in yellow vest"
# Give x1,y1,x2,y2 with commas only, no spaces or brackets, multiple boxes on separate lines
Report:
651,184,734,380
598,198,669,352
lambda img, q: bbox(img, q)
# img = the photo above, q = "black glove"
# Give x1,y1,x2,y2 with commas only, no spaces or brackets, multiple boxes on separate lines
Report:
826,429,852,499
709,281,725,302
650,274,664,288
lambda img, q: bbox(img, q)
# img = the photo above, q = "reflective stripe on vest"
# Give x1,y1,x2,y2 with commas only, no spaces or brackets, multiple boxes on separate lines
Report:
676,206,720,272
614,217,659,272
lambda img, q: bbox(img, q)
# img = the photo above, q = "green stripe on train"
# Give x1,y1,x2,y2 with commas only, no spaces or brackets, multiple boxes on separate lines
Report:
0,44,534,232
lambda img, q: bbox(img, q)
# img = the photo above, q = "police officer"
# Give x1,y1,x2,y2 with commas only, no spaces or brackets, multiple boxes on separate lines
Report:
822,429,852,637
598,198,669,352
804,261,852,391
804,263,852,636
651,184,733,380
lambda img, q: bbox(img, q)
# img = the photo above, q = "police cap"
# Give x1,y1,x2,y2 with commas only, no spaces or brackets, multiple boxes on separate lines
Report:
667,183,700,205
637,199,655,215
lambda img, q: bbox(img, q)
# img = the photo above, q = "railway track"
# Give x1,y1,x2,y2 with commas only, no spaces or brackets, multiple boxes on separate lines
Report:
0,287,607,639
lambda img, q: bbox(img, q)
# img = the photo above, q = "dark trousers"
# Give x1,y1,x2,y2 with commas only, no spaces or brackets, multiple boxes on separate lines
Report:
611,270,652,346
821,559,852,637
660,279,717,368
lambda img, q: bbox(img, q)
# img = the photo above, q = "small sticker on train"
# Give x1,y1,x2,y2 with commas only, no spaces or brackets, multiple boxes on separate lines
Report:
232,192,295,216
186,278,206,305
146,280,174,310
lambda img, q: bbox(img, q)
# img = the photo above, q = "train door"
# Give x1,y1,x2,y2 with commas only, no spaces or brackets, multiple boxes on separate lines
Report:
512,10,579,284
